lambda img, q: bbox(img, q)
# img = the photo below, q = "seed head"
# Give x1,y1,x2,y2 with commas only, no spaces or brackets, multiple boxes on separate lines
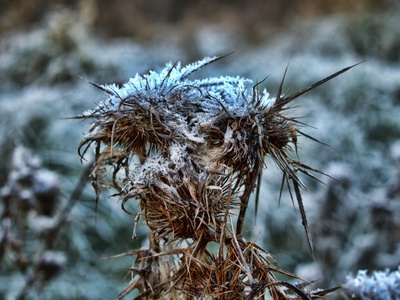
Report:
77,55,359,299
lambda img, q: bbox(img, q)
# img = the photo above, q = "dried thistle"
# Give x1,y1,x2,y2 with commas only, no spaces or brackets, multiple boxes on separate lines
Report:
77,55,358,299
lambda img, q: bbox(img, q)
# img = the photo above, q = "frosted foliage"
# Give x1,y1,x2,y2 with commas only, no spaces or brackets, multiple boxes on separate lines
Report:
344,268,400,299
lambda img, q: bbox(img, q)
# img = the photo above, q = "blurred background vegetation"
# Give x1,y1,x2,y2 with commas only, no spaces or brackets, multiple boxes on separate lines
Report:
0,0,399,299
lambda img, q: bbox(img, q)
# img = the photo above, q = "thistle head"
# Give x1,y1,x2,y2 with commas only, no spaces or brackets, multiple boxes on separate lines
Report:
77,55,358,299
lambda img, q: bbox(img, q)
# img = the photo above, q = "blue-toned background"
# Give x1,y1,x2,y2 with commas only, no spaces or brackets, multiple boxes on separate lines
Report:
0,1,399,299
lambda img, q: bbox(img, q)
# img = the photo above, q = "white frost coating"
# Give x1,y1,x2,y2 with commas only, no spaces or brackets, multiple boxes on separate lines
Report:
28,213,57,232
84,56,269,119
169,143,186,167
260,88,274,109
178,56,217,79
40,250,67,267
185,132,205,144
196,76,251,88
344,268,400,299
131,155,166,184
224,126,234,144
34,169,59,193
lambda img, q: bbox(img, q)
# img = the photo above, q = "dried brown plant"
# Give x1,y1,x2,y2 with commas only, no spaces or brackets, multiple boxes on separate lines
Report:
76,55,358,299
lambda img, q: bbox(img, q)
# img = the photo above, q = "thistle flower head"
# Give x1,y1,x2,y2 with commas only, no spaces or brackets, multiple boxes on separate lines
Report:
77,55,358,299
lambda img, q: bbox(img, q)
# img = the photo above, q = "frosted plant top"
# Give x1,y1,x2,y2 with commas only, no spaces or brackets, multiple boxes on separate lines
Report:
82,56,274,120
78,56,359,261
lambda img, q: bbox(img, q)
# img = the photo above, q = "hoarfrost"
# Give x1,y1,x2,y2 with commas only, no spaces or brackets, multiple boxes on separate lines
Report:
344,268,400,299
224,126,234,144
169,143,187,167
83,56,261,122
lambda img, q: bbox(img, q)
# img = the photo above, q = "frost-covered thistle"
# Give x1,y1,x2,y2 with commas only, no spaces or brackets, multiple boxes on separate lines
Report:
77,55,357,299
